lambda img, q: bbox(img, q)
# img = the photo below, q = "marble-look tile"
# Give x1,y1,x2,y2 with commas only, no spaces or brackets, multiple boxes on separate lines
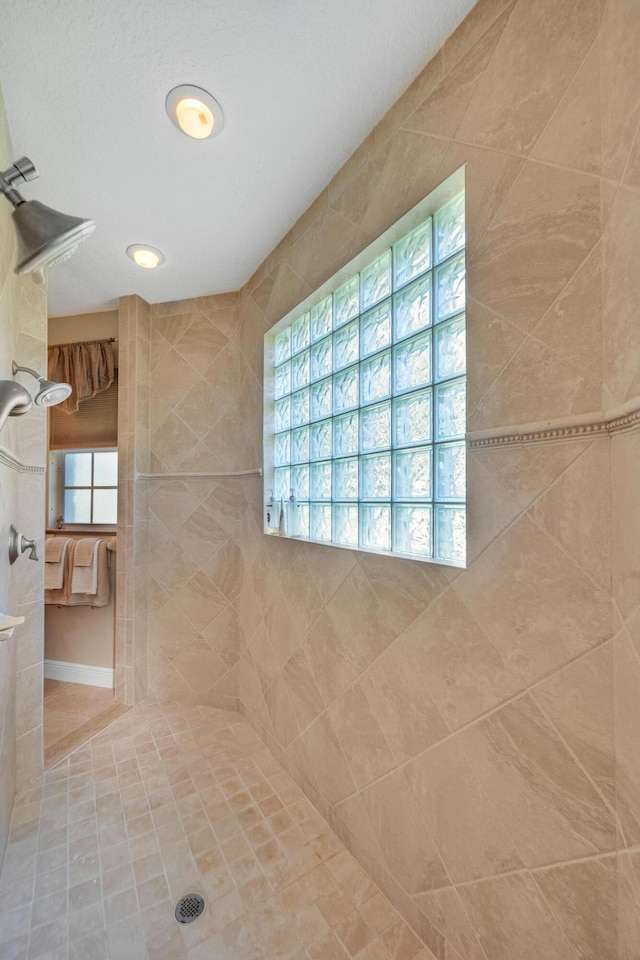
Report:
405,737,523,883
326,683,396,789
600,0,640,182
413,886,486,960
613,631,640,846
442,0,515,72
618,850,640,960
459,694,616,867
301,713,358,806
611,431,640,622
174,315,228,374
603,187,640,405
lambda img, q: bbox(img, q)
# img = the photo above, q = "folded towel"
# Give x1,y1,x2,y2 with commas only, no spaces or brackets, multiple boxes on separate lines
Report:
74,538,96,566
45,540,76,605
71,539,101,594
44,538,71,590
68,540,110,607
45,537,67,563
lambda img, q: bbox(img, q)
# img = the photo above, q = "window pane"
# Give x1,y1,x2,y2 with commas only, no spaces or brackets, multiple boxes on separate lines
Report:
291,389,310,427
274,467,290,500
275,397,291,433
360,504,391,552
275,361,291,399
394,390,432,448
436,252,465,321
275,328,291,365
311,503,331,541
64,452,91,487
311,297,332,342
93,488,118,524
291,464,310,500
435,193,465,263
298,504,310,538
333,504,358,545
435,379,465,440
361,251,391,310
93,451,118,486
291,312,310,355
361,402,391,452
310,378,332,421
435,504,466,564
291,426,310,463
310,337,332,382
361,453,391,500
394,274,432,341
310,420,332,461
361,302,391,357
333,412,359,458
394,218,432,288
435,314,465,381
291,350,310,390
436,442,465,501
333,366,359,413
333,320,359,371
275,432,290,466
361,351,391,406
394,448,432,500
310,462,332,500
394,332,431,394
64,488,91,524
393,504,432,557
334,276,359,327
333,458,358,500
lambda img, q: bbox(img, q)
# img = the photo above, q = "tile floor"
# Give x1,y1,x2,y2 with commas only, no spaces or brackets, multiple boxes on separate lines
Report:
44,680,115,752
0,702,433,960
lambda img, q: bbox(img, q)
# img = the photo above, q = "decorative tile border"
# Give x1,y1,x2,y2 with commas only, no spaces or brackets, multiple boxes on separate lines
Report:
0,445,45,474
136,468,262,480
468,399,640,449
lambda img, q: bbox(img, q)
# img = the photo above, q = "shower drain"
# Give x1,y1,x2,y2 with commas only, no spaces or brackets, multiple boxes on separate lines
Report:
174,894,206,924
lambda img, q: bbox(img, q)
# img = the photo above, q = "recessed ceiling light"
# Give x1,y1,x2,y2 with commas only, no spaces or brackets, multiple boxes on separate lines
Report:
166,85,224,140
126,244,165,269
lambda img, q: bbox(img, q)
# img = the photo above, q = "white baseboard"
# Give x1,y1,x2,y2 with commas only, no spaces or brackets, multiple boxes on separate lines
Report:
44,659,114,689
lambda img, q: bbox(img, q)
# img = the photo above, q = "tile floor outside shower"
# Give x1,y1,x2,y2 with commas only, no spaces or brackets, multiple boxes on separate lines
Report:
0,702,432,960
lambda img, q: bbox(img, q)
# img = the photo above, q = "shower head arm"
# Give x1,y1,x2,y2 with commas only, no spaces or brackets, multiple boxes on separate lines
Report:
0,157,38,208
12,361,42,383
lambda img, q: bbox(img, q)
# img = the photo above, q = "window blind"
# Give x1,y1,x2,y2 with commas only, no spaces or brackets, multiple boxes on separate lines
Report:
49,374,118,450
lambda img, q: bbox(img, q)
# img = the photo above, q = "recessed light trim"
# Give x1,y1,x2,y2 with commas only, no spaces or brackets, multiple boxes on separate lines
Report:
126,244,165,269
166,85,224,140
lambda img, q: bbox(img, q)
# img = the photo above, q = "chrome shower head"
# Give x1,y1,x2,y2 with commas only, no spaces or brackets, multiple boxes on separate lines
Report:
0,157,95,276
12,361,72,407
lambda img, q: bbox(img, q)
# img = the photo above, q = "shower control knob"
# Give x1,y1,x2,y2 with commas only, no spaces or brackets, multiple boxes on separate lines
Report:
21,536,38,561
8,525,39,564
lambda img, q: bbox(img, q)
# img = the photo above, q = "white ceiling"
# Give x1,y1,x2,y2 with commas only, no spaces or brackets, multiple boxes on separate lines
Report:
0,0,476,317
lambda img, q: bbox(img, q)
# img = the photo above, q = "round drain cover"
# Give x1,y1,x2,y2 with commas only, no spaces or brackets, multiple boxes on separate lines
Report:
174,893,206,924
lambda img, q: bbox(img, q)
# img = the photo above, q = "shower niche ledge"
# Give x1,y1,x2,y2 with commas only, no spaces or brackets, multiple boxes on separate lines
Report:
0,612,25,640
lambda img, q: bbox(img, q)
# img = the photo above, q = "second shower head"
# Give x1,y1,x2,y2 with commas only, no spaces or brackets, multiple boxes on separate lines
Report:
12,361,72,407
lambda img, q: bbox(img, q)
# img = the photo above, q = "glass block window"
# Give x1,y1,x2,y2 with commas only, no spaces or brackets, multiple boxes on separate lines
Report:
265,182,465,566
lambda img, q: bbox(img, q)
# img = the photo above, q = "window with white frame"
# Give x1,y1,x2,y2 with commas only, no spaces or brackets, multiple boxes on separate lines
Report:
264,173,466,566
49,449,118,526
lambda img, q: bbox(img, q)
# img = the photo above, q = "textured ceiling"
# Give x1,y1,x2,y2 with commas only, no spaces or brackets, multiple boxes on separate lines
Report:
0,0,476,317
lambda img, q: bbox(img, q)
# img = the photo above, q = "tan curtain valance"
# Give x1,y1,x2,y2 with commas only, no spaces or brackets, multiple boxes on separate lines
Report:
48,339,115,415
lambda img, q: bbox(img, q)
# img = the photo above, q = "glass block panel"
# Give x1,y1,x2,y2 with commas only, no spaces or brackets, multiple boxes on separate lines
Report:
290,426,310,463
436,252,465,321
333,411,359,457
435,193,465,263
311,337,332,382
333,504,358,546
435,314,465,381
394,274,432,341
64,488,91,524
310,419,332,461
333,366,359,412
297,503,310,538
275,432,290,466
333,320,359,371
333,458,358,500
361,351,391,406
435,378,465,440
311,503,332,541
291,463,310,500
291,350,310,390
275,327,291,365
361,251,391,310
310,378,332,422
274,467,290,500
64,452,92,486
361,401,391,452
291,312,310,355
393,504,432,557
435,504,466,563
275,361,291,399
311,297,332,342
393,389,432,447
275,397,291,433
360,453,391,500
361,302,391,358
394,448,432,500
94,451,118,486
311,461,332,500
394,218,432,288
394,332,432,394
291,389,310,427
436,442,465,501
93,488,118,524
333,276,359,327
360,504,391,552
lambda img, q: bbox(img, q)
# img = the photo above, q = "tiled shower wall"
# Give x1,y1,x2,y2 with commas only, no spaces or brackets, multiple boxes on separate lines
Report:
119,0,640,956
0,88,47,865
